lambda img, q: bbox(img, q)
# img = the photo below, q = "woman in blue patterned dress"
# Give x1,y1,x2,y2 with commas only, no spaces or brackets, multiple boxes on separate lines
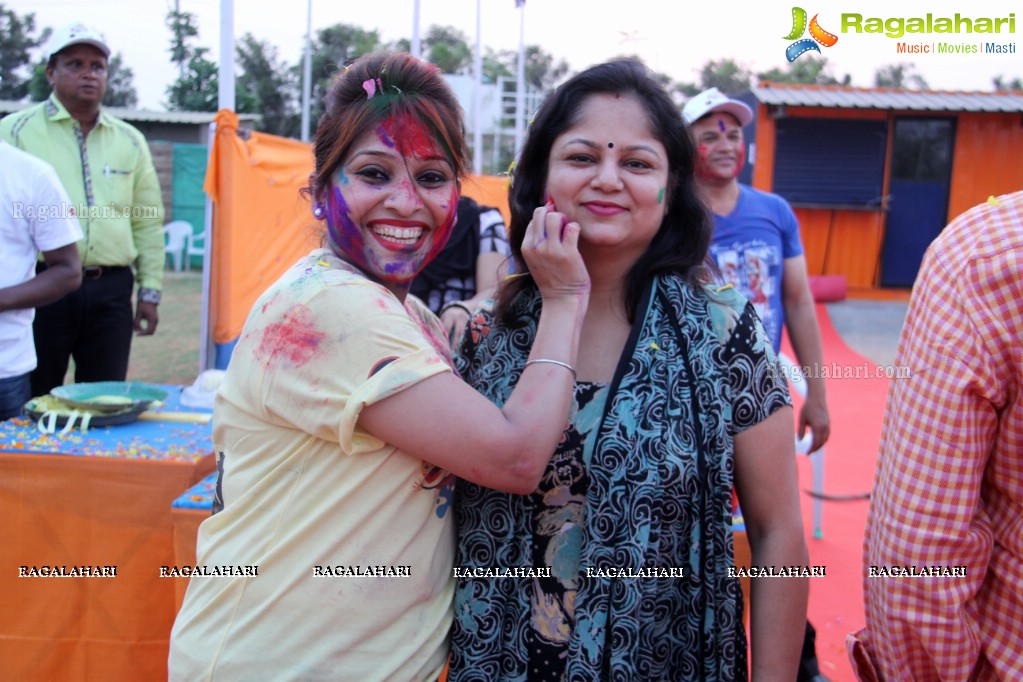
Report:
449,60,809,681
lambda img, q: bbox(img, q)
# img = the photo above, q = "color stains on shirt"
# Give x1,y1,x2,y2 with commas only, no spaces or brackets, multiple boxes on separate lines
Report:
257,306,327,367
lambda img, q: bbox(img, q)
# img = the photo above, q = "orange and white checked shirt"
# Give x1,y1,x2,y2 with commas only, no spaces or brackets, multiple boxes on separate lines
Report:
848,192,1023,682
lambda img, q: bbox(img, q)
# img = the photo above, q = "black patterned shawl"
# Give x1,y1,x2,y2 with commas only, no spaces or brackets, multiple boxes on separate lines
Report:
450,275,790,681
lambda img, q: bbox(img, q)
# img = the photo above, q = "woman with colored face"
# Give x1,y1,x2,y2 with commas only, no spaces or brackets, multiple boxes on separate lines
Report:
325,117,459,291
169,52,590,681
449,60,809,681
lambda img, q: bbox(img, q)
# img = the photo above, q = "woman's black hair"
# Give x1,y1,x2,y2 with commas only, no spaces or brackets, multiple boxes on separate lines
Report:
496,58,712,325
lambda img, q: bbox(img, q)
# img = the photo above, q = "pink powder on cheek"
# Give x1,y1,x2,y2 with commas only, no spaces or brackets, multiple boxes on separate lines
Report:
733,146,746,178
424,188,459,263
694,144,715,180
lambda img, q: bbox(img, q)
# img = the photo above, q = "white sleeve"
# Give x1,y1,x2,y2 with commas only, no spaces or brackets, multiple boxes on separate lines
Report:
30,161,83,252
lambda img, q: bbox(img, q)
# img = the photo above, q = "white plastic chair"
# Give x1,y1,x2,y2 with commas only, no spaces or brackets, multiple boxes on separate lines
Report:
185,230,206,271
163,221,194,272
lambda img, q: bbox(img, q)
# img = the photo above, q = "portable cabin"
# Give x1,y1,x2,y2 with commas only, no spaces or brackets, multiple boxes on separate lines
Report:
737,83,1023,291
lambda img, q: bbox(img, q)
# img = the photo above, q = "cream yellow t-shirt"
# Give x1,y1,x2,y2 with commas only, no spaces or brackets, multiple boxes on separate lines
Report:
169,250,455,681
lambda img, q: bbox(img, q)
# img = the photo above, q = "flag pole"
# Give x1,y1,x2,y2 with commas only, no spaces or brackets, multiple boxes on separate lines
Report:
218,0,235,111
472,0,483,174
201,0,236,370
411,0,422,57
300,0,313,141
514,0,526,158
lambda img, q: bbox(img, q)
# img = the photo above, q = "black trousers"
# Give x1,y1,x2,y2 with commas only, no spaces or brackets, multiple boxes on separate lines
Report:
31,265,135,397
797,620,823,681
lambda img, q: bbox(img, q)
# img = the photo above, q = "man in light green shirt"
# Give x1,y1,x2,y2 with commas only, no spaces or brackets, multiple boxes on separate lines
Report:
0,22,166,395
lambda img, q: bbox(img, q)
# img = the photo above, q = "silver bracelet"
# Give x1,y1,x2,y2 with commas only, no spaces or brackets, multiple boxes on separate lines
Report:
138,287,162,305
523,358,577,380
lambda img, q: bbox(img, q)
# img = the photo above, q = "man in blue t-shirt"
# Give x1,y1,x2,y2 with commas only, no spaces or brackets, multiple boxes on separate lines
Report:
685,88,832,682
684,87,829,451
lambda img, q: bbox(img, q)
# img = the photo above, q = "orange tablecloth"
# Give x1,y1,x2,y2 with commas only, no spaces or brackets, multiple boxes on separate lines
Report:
170,508,208,610
0,389,213,682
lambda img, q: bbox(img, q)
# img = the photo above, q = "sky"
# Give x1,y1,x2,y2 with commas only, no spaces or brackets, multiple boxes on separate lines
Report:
9,0,1021,110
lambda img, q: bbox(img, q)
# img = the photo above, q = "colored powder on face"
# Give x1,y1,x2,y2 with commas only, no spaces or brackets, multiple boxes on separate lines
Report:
694,143,714,180
380,185,458,280
657,187,665,204
694,140,745,181
424,187,459,263
718,119,726,132
326,184,364,258
256,305,327,367
733,146,746,178
380,112,441,160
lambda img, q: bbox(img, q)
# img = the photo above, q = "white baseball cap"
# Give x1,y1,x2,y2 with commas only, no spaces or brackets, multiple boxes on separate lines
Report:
47,22,111,60
682,87,754,126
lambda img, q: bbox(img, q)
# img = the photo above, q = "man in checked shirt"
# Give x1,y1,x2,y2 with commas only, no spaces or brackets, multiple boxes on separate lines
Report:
849,191,1023,681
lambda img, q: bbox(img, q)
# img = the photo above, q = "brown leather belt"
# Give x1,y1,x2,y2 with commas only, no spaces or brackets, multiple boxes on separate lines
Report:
82,265,129,280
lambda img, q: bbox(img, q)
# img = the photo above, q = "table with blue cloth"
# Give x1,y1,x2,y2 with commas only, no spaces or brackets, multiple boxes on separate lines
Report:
0,385,214,682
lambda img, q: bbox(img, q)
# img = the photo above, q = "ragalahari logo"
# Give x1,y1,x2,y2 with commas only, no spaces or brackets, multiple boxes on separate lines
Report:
783,7,839,61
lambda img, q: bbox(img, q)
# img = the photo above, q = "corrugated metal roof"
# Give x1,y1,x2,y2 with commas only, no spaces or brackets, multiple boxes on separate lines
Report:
751,83,1023,113
0,99,259,123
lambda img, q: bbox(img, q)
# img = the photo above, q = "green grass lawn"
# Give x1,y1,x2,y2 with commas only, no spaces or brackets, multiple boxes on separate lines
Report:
126,270,204,386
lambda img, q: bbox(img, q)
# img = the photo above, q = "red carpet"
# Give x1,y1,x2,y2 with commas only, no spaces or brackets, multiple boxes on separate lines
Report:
780,304,892,682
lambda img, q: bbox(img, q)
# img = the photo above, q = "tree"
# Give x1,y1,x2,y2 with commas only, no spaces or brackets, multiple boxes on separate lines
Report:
101,54,138,107
166,47,218,111
167,7,199,80
673,58,755,104
697,58,752,94
482,49,513,84
237,33,296,136
756,57,851,86
301,23,383,130
992,75,1023,91
873,63,928,89
521,45,569,92
489,45,569,93
422,26,473,75
27,60,48,101
165,8,218,111
0,4,49,100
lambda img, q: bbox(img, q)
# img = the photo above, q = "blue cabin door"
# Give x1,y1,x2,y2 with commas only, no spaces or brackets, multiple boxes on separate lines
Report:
880,118,955,287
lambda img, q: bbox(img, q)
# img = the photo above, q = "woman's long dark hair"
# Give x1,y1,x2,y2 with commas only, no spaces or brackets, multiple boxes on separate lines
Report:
496,59,712,326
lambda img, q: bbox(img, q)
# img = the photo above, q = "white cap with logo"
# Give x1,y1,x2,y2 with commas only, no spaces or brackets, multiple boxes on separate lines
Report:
46,22,111,61
682,87,754,127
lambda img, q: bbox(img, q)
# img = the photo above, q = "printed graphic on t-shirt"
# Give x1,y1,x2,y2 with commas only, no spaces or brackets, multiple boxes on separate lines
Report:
711,240,781,345
417,462,455,518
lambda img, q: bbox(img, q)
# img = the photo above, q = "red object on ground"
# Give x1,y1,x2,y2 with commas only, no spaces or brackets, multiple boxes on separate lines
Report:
809,274,848,302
